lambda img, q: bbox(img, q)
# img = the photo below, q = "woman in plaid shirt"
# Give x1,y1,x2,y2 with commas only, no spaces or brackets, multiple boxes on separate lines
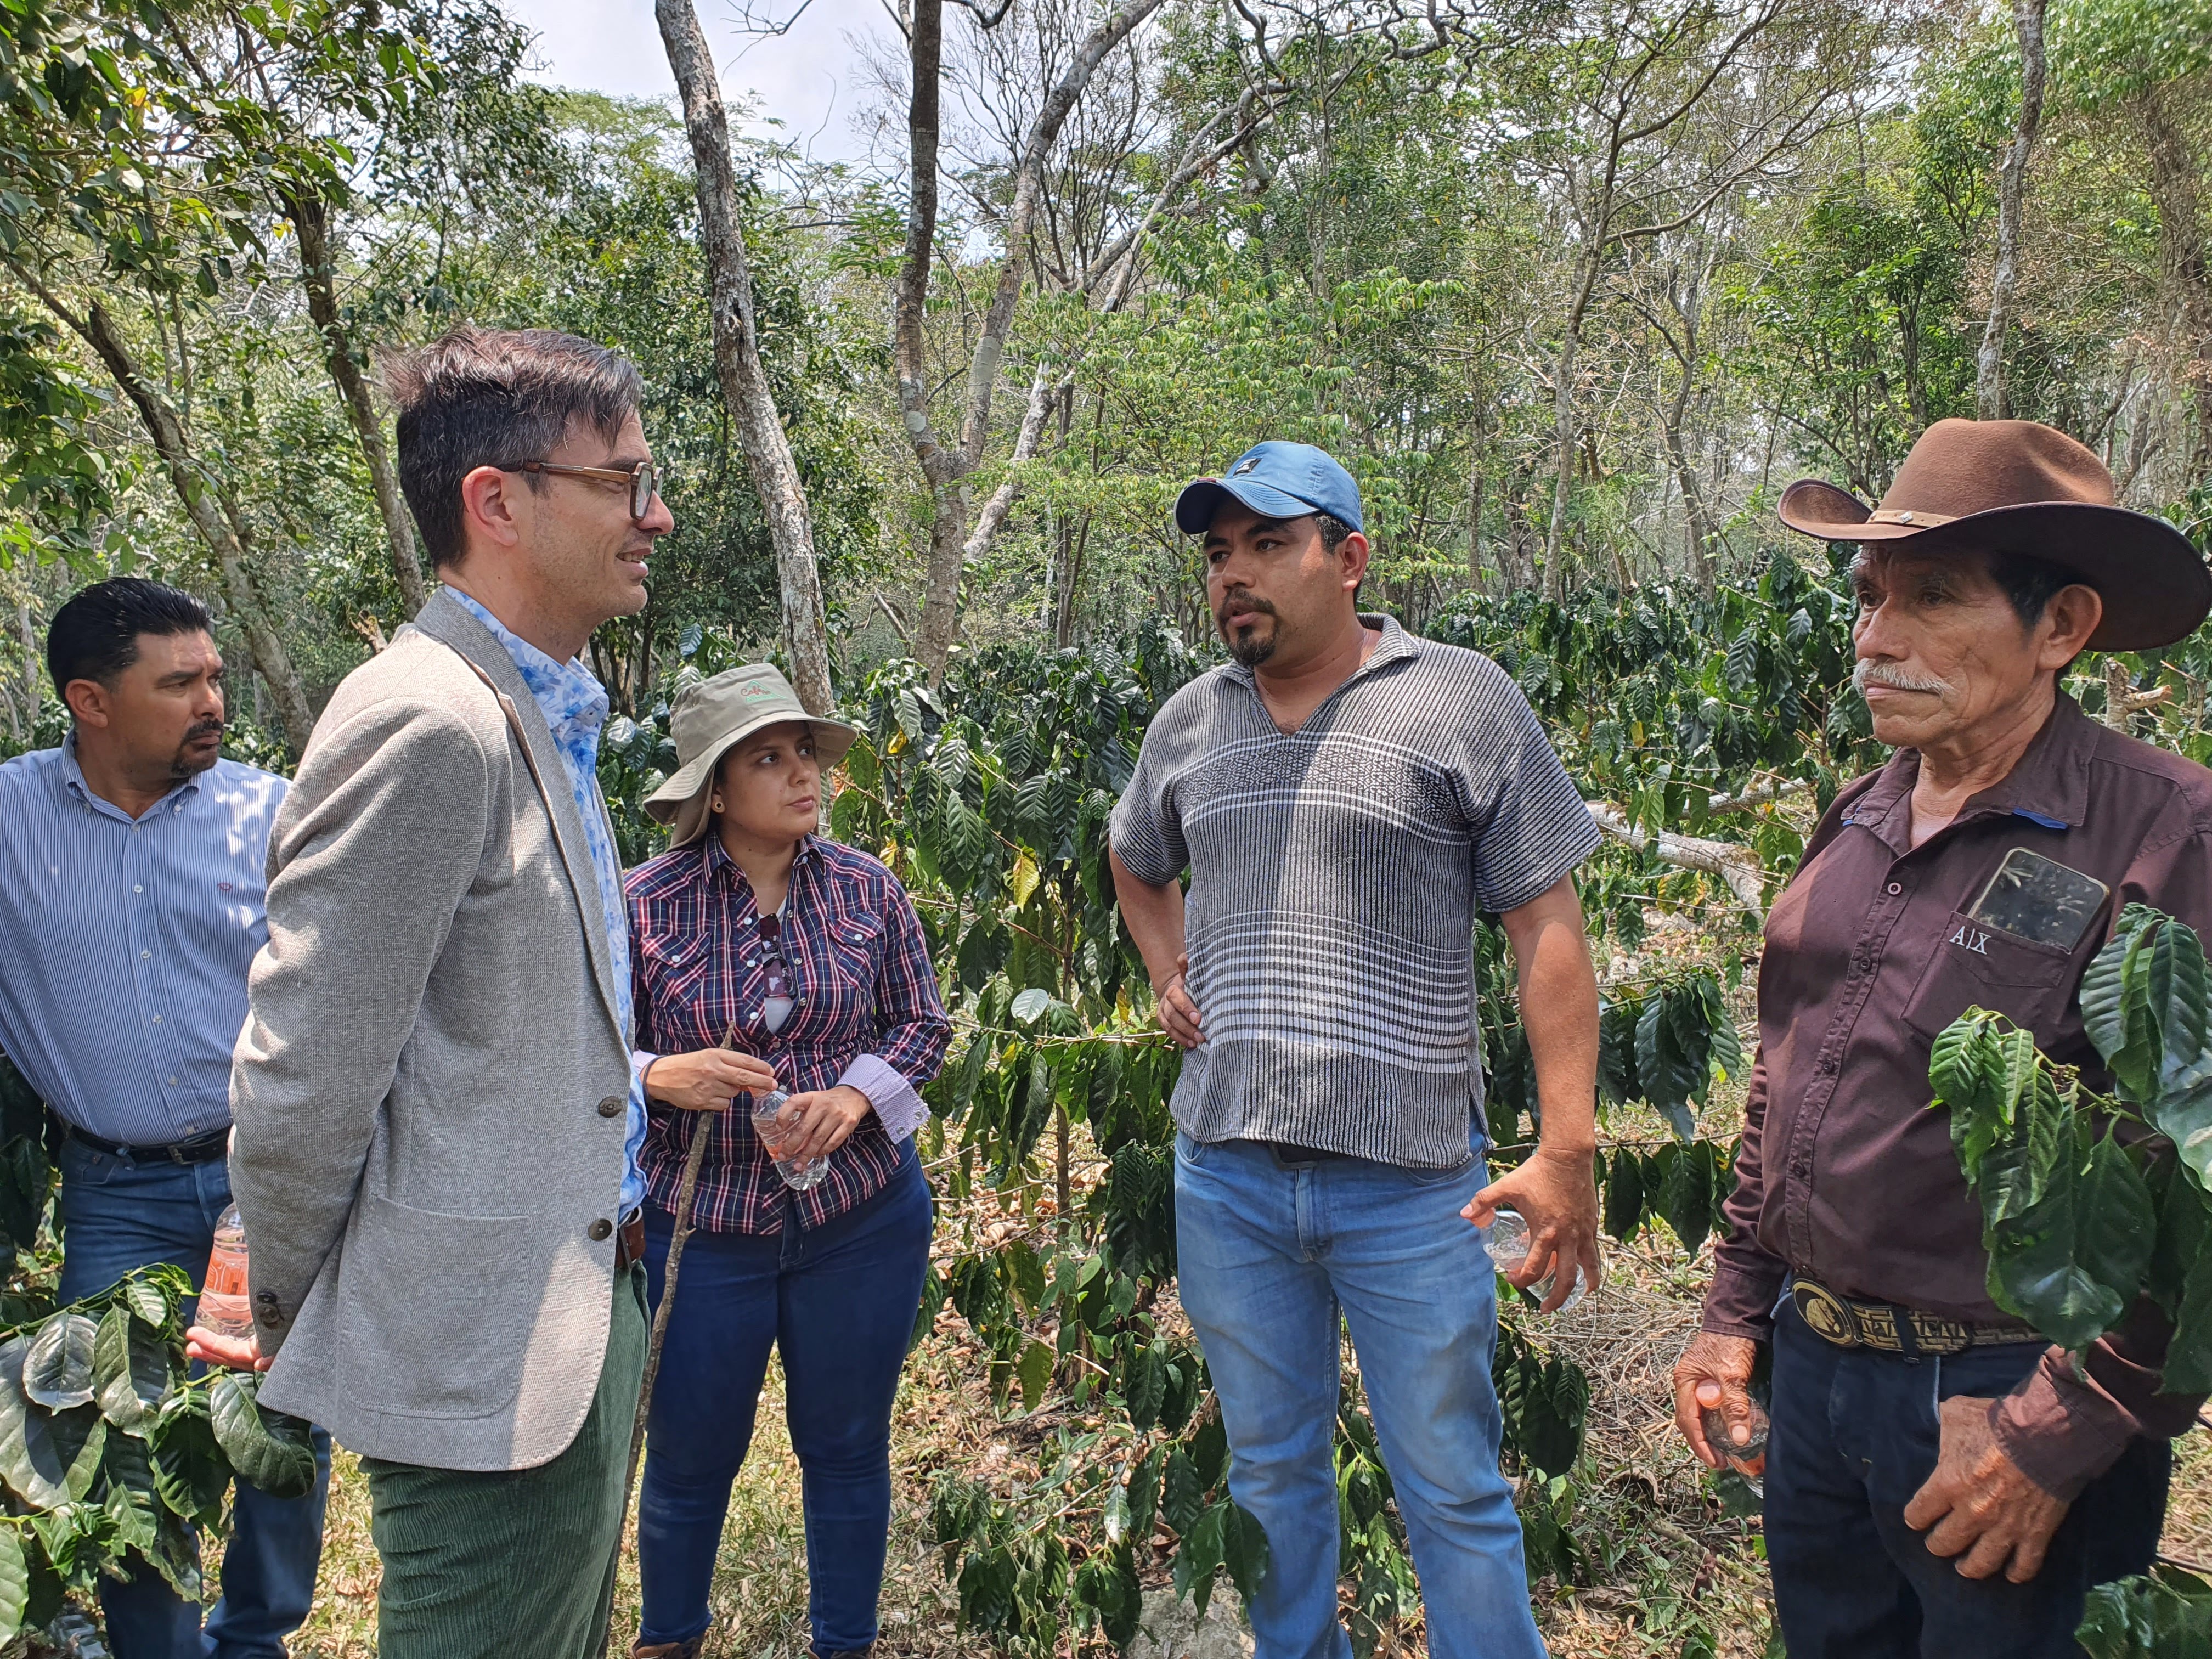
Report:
624,665,952,1659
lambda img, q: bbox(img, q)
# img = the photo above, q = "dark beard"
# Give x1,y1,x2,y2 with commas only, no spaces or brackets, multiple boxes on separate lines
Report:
1217,599,1279,667
170,720,224,781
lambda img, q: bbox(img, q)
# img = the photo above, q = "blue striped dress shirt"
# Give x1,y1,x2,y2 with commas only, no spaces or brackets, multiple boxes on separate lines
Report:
0,740,286,1146
445,590,647,1216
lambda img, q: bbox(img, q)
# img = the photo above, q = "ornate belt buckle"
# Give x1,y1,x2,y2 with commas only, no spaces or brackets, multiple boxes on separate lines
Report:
1793,1281,1860,1347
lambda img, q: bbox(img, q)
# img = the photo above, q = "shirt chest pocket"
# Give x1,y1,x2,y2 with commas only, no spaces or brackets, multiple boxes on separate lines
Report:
1901,909,2078,1040
825,916,885,994
640,930,714,1002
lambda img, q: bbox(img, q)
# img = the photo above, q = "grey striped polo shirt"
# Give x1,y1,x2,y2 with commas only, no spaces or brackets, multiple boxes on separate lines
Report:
1110,614,1600,1169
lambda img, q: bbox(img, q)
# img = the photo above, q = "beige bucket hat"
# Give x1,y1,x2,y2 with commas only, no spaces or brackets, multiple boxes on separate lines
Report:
642,664,857,848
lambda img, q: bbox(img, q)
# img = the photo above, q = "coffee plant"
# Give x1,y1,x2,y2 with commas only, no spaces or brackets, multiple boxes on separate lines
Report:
0,1055,317,1644
1929,906,2212,1651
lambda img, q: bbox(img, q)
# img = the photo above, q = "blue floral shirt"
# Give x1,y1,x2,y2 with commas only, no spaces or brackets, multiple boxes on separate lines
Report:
448,589,645,1217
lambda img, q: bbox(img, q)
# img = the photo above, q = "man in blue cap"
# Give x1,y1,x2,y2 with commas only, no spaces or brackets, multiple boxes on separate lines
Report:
1111,440,1604,1656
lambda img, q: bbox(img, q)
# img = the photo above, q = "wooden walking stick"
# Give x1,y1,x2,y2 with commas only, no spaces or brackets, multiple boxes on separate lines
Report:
621,1022,742,1519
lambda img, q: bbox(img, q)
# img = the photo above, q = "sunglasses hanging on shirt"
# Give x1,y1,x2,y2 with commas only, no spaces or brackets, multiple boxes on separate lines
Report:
757,910,796,1034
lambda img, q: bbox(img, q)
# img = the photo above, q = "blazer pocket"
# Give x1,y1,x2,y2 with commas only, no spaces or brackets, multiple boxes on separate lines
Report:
336,1193,533,1420
1902,910,2076,1041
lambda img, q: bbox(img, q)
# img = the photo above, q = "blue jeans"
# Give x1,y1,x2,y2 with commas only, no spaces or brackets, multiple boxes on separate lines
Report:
57,1138,332,1659
636,1146,932,1657
1173,1132,1545,1659
1765,1294,2168,1659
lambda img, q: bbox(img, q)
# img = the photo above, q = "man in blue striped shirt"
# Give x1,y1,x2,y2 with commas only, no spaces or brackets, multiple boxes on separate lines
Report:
0,578,328,1658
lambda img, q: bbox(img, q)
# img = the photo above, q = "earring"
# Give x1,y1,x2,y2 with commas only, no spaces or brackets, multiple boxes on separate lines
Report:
712,798,724,813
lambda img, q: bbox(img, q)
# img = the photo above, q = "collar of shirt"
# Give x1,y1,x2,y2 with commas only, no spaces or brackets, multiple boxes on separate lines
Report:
1842,691,2095,854
443,589,611,754
704,831,822,896
60,735,201,825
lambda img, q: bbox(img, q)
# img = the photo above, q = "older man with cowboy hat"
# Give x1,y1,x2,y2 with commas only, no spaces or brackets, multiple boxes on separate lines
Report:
1672,418,2212,1659
623,663,951,1659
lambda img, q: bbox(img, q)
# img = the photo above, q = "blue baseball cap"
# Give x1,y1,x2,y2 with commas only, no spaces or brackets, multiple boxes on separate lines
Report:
1173,441,1364,535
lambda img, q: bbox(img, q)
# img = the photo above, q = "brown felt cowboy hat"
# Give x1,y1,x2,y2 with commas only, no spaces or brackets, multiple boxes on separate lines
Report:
643,664,857,849
1777,418,2211,653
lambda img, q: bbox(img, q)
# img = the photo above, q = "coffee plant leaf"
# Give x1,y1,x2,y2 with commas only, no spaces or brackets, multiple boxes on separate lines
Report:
2151,1069,2212,1195
2149,1158,2211,1316
150,1396,227,1526
2161,1240,2212,1395
1170,1498,1225,1616
0,1138,43,1258
0,1338,71,1509
23,1314,97,1410
2077,1566,2212,1658
92,1305,170,1438
1985,1156,2125,1353
1073,1544,1141,1646
0,1524,24,1644
1124,1444,1164,1546
122,1277,171,1330
1658,1143,1714,1258
1161,1446,1204,1537
1102,1465,1132,1545
2073,1132,2157,1318
1602,1149,1645,1243
1221,1499,1270,1602
1014,1339,1053,1412
1187,1404,1229,1492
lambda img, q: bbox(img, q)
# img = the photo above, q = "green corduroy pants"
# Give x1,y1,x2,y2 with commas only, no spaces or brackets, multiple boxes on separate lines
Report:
363,1263,648,1659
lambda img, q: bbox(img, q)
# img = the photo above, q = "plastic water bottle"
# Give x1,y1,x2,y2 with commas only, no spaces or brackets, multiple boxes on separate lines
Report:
1696,1381,1769,1492
199,1203,254,1339
1481,1206,1588,1312
751,1091,826,1191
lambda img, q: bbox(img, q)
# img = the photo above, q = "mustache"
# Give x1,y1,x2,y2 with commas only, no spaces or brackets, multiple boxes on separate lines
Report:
1215,594,1278,627
1853,659,1954,697
183,719,225,744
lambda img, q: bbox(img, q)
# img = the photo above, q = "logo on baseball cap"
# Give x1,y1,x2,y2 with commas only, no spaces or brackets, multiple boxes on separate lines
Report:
1173,442,1364,536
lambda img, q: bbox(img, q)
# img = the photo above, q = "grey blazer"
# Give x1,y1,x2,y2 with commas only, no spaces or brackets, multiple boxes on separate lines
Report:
229,591,635,1472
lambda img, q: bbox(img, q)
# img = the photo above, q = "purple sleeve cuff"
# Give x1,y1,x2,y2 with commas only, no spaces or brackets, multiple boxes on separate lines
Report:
839,1053,930,1142
633,1050,658,1094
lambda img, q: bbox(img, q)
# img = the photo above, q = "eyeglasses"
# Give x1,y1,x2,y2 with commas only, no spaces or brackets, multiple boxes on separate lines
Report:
503,458,663,523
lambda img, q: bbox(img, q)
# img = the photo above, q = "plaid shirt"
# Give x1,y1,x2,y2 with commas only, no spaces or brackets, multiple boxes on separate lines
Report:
627,833,951,1233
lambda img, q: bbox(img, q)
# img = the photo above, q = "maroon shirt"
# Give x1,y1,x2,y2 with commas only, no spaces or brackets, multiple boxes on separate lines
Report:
1703,693,2212,1499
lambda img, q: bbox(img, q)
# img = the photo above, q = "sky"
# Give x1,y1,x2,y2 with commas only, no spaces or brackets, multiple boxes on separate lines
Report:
506,0,889,164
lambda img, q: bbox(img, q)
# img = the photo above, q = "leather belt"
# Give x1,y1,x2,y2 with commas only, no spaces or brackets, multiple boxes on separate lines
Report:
59,1119,229,1167
1255,1141,1353,1167
1792,1278,2040,1356
614,1212,646,1273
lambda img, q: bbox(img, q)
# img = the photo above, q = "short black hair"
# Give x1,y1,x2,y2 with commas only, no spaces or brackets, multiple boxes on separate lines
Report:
1988,549,2078,629
46,578,213,697
1315,512,1355,552
382,326,645,570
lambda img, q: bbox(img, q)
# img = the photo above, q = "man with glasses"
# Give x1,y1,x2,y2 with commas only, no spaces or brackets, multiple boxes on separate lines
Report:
1111,442,1605,1658
217,327,672,1658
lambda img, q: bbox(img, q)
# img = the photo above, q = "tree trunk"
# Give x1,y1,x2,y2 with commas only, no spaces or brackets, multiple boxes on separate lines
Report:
1976,0,2047,421
284,189,428,617
900,0,1167,678
656,0,834,715
2138,81,2212,475
22,277,317,750
1543,253,1600,599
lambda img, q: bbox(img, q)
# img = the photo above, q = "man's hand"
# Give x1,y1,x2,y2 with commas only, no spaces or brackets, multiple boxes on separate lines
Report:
644,1048,778,1112
1672,1331,1760,1468
185,1327,270,1372
776,1086,872,1163
1903,1396,2069,1582
1157,953,1203,1049
1464,1147,1600,1312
